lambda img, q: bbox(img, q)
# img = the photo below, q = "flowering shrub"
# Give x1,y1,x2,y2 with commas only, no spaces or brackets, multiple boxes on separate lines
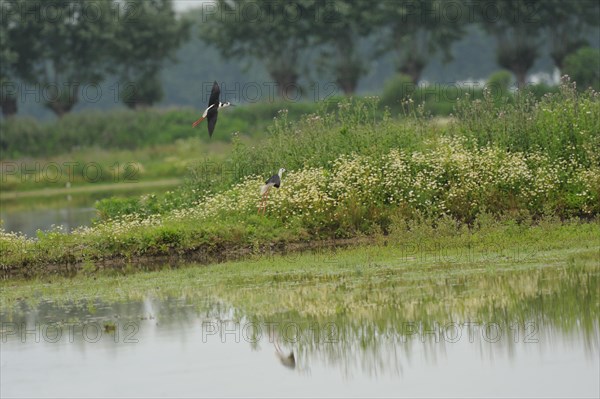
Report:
173,138,598,227
70,137,597,248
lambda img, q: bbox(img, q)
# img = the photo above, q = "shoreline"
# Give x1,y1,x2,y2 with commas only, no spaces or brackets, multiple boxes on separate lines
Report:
1,236,374,279
3,219,598,280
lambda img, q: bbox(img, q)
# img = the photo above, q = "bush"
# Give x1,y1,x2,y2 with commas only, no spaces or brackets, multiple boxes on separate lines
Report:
487,70,513,96
380,74,417,109
563,47,600,91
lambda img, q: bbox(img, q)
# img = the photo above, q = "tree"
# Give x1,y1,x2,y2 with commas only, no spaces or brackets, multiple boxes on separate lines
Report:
111,0,190,109
478,0,544,88
199,0,316,98
0,1,19,117
376,0,466,84
313,0,373,95
537,0,600,72
7,0,117,117
1,0,43,117
563,47,600,91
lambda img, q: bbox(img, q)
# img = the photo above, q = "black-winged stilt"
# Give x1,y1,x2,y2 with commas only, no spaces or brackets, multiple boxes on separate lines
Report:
258,168,286,214
274,338,296,370
192,81,234,137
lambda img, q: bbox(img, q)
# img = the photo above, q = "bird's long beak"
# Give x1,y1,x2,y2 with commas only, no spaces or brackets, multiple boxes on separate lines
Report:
192,116,206,128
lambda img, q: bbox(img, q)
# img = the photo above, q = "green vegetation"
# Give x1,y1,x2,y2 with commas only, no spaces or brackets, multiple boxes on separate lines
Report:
563,47,600,91
0,79,598,275
1,82,560,161
487,70,513,92
111,0,190,109
3,1,600,120
1,221,598,345
0,102,319,159
1,0,189,116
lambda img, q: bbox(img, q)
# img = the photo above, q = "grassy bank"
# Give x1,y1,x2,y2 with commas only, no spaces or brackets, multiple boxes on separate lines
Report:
0,79,598,276
1,221,598,341
0,138,230,192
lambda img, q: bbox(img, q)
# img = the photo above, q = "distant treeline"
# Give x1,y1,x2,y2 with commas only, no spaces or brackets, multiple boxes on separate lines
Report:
1,0,599,120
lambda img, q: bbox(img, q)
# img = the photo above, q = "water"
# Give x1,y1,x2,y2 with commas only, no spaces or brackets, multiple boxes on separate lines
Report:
0,185,172,237
0,206,97,237
1,297,598,398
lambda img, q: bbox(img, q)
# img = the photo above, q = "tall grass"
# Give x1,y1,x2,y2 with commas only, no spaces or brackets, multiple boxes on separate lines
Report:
450,77,600,165
1,82,561,160
98,78,599,221
0,102,320,159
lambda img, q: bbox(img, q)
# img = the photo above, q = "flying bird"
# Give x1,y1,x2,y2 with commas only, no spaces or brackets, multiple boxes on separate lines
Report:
192,81,234,137
258,168,286,214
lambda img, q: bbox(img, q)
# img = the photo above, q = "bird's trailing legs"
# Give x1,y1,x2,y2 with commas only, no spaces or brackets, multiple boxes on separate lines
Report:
192,116,206,128
258,188,270,214
192,104,215,128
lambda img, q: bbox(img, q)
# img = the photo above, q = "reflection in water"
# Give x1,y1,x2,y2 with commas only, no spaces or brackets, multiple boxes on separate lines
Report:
1,257,599,397
272,330,296,370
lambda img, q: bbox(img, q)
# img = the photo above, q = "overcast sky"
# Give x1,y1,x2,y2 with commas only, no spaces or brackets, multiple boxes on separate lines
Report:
173,0,210,13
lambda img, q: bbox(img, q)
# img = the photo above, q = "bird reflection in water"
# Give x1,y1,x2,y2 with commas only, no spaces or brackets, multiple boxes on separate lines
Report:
270,330,296,370
274,339,296,370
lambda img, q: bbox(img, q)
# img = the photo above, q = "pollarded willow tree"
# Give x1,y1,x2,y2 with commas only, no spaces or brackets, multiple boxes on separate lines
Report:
111,0,190,109
477,0,545,88
199,0,317,98
0,0,21,117
312,0,374,95
537,0,600,72
1,0,190,117
375,0,466,84
6,0,117,117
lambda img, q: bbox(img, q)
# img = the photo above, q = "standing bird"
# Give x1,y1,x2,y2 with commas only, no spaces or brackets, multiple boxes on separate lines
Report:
192,81,234,137
258,168,286,214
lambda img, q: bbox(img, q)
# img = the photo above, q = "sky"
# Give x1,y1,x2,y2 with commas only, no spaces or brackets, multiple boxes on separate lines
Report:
173,0,210,13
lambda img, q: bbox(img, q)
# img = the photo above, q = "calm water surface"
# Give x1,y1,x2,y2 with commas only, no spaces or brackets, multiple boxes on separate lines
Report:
0,206,97,237
1,297,598,398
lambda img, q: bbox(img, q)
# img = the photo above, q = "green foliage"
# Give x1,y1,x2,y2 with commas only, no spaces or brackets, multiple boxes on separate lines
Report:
538,0,600,70
96,197,141,220
1,78,599,275
478,0,545,86
312,1,373,95
487,70,513,94
112,0,190,108
563,47,600,91
122,71,165,109
380,74,416,108
375,0,465,83
5,0,117,116
451,76,599,164
0,102,321,159
1,0,189,117
0,1,21,117
198,0,316,95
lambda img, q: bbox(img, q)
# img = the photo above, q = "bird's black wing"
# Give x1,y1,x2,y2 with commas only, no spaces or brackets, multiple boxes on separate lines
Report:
266,174,281,187
208,81,220,108
207,109,219,137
